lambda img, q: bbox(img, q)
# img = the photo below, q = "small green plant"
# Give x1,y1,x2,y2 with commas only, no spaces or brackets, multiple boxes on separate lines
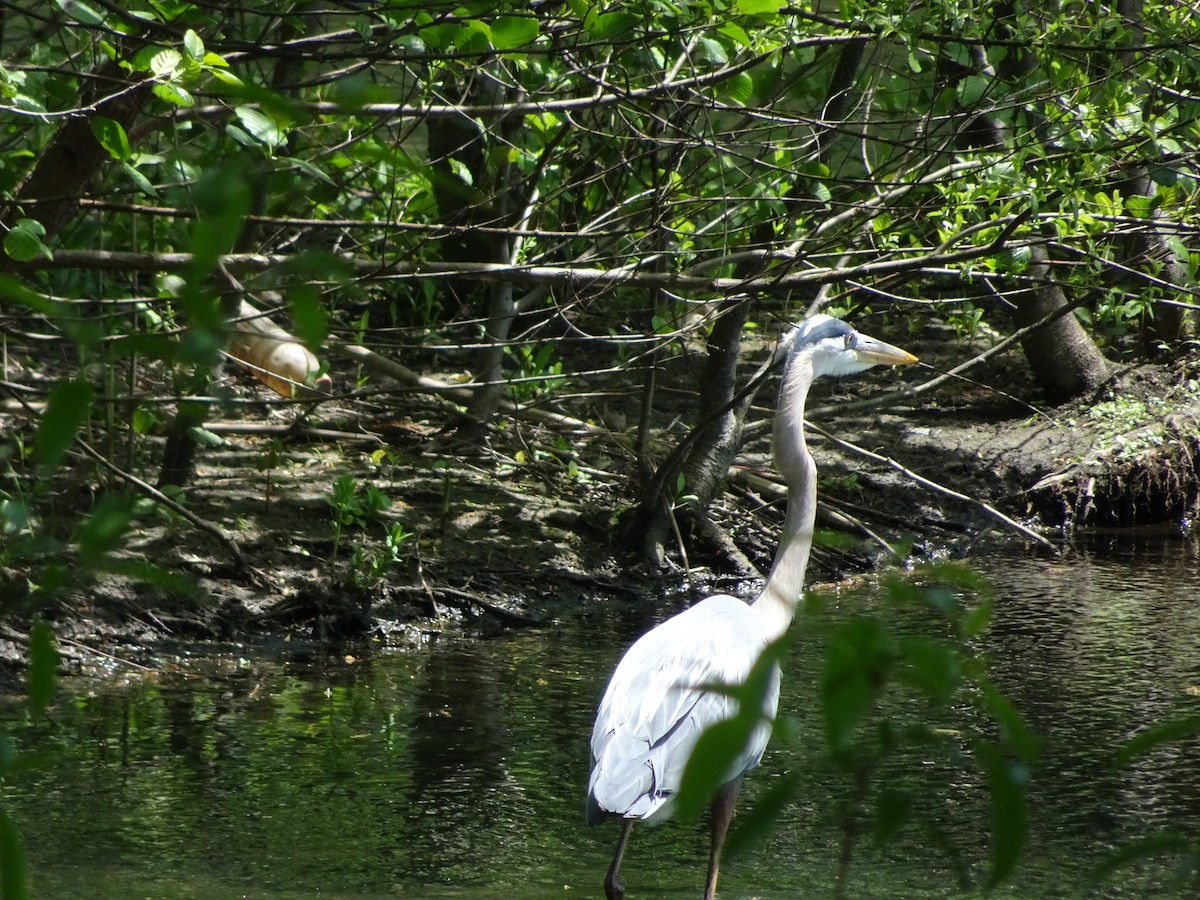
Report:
1085,396,1171,456
327,474,391,561
255,437,285,512
349,521,415,587
505,343,566,402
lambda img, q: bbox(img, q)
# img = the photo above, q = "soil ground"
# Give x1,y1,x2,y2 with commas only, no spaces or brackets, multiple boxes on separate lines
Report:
2,327,1198,675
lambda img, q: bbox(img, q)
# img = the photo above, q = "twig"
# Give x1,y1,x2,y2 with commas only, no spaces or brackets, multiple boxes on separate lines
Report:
395,584,541,627
76,439,248,571
56,636,155,671
805,423,1057,550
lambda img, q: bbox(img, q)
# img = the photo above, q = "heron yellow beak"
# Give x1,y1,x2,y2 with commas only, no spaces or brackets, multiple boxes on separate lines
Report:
853,334,918,367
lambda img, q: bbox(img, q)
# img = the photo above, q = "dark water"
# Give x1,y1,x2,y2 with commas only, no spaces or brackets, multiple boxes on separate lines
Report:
4,539,1199,899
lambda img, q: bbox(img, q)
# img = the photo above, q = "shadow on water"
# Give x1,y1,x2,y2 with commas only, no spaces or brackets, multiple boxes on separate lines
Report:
4,537,1199,898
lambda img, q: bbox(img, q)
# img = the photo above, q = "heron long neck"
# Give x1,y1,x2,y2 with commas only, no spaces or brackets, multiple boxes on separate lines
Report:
752,353,817,643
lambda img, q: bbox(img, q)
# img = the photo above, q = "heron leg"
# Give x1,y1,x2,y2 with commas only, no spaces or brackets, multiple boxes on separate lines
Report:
704,776,744,900
604,818,635,900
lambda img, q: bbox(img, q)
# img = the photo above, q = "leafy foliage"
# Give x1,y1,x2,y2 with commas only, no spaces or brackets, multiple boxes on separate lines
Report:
677,562,1040,893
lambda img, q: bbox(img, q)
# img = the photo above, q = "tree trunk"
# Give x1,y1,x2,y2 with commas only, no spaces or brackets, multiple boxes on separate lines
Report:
1011,243,1111,399
0,57,151,267
951,5,1112,399
633,40,867,567
1112,0,1196,350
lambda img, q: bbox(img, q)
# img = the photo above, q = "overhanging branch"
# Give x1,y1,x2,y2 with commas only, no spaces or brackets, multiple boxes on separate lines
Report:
27,241,1023,296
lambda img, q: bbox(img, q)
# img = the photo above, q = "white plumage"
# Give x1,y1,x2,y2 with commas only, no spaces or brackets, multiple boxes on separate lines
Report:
587,594,780,825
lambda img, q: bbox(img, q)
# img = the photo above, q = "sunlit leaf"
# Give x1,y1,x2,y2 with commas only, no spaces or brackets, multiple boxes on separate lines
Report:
183,29,204,60
150,48,182,78
736,0,783,16
33,379,92,469
152,82,194,107
236,105,283,148
186,426,225,448
490,15,538,50
586,11,638,40
3,219,52,263
122,161,158,197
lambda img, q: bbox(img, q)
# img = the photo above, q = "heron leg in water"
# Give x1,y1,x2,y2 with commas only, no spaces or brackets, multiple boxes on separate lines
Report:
605,818,635,900
704,776,744,900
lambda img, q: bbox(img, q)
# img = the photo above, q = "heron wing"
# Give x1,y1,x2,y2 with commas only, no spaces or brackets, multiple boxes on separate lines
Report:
588,595,781,824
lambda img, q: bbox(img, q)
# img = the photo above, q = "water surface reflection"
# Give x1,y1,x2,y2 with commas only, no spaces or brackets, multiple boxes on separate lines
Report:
6,539,1199,898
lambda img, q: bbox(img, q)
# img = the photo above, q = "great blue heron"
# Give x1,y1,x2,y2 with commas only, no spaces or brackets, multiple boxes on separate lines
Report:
586,315,917,899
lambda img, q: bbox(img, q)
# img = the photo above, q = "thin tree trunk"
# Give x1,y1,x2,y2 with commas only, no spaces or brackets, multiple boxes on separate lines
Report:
0,57,151,266
1011,243,1110,399
634,39,867,567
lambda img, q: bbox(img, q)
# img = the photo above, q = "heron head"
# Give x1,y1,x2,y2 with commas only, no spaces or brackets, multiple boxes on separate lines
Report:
785,314,918,378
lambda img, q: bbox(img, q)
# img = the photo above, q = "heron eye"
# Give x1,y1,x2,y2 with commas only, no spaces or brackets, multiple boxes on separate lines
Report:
843,334,854,350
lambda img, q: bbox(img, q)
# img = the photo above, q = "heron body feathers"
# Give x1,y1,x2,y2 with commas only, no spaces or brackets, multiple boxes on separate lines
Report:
587,594,780,825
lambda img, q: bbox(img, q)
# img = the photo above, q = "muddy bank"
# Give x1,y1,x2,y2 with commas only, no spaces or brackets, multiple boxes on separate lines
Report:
2,345,1198,671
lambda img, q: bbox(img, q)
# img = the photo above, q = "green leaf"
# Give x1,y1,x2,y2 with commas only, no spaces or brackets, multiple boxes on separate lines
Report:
822,618,893,752
698,37,728,66
957,74,992,108
1114,715,1200,768
152,82,195,107
26,621,57,719
736,0,783,16
3,219,53,263
183,29,205,60
288,285,329,351
978,676,1040,761
725,772,801,857
873,787,912,842
89,116,132,161
33,379,92,469
676,716,757,821
586,11,638,40
899,637,961,704
677,641,784,821
122,161,158,197
54,0,106,25
1092,832,1196,883
980,745,1028,888
150,48,182,78
186,426,225,448
723,71,754,106
490,15,538,50
0,807,29,900
235,105,283,149
280,155,335,186
75,493,135,565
